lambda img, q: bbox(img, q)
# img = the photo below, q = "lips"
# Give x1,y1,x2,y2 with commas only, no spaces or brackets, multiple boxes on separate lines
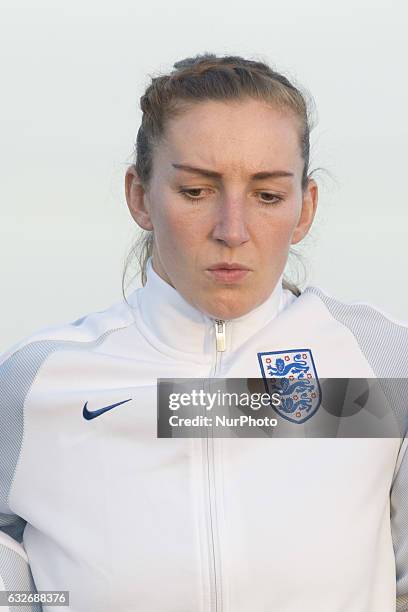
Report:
206,263,251,283
207,262,250,271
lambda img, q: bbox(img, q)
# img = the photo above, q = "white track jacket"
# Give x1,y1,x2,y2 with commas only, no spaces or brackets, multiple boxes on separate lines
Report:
1,258,408,612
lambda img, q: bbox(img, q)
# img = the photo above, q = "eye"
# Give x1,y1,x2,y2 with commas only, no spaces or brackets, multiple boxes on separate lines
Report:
257,192,283,205
178,187,211,201
178,187,283,205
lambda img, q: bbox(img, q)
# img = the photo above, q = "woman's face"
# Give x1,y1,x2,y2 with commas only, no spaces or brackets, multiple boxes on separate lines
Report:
126,97,318,320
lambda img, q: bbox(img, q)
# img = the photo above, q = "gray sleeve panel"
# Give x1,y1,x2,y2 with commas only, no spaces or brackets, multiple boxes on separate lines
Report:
0,323,133,596
0,514,27,543
397,594,408,612
0,544,42,611
0,341,59,516
391,445,408,609
303,287,408,376
304,287,408,607
304,287,408,434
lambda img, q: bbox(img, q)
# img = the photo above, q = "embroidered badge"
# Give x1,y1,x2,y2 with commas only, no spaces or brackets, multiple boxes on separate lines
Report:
257,349,321,423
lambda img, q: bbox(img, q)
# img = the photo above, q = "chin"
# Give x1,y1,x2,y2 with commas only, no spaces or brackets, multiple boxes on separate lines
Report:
201,294,255,321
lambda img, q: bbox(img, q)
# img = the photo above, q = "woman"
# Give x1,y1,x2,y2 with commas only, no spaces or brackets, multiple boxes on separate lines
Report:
0,53,407,612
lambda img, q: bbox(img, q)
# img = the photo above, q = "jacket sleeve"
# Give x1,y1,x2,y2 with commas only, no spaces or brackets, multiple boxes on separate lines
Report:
0,342,42,611
391,438,408,611
0,531,42,611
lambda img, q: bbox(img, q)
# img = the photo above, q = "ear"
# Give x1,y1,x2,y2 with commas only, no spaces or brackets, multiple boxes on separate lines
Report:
125,165,153,231
291,178,318,245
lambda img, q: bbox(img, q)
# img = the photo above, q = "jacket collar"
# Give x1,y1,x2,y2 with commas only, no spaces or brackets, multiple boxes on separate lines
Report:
129,258,296,357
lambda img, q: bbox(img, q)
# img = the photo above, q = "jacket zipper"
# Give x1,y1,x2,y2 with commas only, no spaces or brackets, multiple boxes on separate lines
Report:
215,320,226,353
206,319,226,611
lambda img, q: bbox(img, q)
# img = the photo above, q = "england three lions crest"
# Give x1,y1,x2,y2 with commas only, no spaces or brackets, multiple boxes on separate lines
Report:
258,349,321,424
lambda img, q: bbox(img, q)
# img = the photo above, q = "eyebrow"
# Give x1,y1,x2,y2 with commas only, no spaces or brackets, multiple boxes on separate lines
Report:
172,163,294,180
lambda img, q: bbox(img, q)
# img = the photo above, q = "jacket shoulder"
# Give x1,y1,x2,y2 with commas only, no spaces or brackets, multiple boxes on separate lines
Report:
302,285,408,377
0,297,136,515
0,296,136,368
303,285,408,327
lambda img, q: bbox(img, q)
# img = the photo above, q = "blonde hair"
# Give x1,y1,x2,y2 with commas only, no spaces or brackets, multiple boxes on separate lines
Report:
123,52,318,297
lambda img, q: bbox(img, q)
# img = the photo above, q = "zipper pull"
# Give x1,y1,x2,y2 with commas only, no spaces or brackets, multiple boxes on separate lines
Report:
214,320,226,352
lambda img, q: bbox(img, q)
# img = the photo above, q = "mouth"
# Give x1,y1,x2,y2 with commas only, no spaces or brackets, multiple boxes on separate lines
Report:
206,262,251,284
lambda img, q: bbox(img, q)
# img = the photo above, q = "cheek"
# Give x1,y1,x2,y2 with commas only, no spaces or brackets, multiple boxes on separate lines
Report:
254,204,300,248
150,200,200,258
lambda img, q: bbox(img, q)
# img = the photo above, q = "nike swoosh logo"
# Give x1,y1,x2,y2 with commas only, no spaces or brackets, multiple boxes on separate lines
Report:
83,398,132,420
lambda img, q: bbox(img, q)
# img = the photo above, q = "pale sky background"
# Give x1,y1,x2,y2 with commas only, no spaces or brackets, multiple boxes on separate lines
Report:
1,0,407,352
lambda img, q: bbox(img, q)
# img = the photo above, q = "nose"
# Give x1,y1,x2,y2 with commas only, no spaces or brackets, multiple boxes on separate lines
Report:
211,194,250,248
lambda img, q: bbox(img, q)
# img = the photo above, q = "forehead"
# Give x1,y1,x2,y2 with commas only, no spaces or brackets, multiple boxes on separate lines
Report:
156,98,303,177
